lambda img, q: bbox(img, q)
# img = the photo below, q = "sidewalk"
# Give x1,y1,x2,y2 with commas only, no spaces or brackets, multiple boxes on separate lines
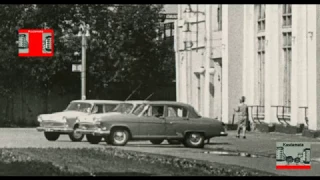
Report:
205,130,320,176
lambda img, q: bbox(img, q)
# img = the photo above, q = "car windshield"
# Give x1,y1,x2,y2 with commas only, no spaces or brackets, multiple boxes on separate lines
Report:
65,102,92,112
112,103,134,114
132,104,147,116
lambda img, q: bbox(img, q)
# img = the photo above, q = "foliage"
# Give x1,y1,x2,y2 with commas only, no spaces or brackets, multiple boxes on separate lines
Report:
0,4,175,119
0,148,277,176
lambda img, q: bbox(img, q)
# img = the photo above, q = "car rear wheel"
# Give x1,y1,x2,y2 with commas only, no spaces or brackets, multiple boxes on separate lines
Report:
86,134,102,144
167,140,181,145
68,129,84,142
150,139,164,145
183,132,205,148
109,128,129,146
44,132,60,141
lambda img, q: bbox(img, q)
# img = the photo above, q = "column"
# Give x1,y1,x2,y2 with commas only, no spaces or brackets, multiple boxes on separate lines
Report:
244,5,255,107
269,5,280,124
290,5,299,126
242,5,248,98
264,5,272,124
221,5,229,124
179,5,187,104
203,5,212,117
300,5,308,125
174,7,180,102
298,5,308,125
306,5,318,131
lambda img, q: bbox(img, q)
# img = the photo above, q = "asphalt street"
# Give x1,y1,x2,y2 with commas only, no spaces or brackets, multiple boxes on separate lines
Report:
0,128,319,176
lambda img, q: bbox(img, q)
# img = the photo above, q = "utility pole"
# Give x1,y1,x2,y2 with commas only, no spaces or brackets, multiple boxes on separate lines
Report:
81,31,87,100
76,22,90,100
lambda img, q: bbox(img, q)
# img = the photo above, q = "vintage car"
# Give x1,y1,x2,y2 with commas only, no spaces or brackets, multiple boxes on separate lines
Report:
36,100,122,142
75,101,228,148
76,100,148,144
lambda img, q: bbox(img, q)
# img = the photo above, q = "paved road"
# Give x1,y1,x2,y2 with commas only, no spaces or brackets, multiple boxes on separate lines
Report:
0,128,319,176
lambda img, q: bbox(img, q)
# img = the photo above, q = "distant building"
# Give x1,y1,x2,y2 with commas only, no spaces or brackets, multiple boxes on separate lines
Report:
157,5,177,42
175,4,320,137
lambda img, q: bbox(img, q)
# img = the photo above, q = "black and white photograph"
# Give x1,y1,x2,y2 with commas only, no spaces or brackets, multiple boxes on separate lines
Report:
0,4,320,176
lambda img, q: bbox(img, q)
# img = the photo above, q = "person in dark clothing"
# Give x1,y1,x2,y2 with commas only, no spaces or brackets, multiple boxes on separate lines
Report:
234,96,249,139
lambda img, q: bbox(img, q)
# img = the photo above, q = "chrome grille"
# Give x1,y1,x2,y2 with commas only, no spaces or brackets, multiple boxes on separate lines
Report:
41,121,65,127
79,123,98,130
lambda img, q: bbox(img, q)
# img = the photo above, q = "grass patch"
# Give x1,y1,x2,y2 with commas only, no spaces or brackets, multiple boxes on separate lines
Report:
0,148,277,176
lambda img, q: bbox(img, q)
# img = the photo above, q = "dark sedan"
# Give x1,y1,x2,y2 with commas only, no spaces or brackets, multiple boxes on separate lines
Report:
76,101,228,148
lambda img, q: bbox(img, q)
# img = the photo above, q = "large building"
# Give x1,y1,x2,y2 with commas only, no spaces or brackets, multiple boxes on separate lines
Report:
175,4,320,137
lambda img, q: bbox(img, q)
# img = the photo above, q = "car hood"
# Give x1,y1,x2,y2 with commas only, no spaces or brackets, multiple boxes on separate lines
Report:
79,112,122,123
40,111,88,122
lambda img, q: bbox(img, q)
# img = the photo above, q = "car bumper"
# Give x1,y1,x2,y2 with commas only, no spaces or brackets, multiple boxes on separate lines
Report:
75,129,110,136
36,127,73,133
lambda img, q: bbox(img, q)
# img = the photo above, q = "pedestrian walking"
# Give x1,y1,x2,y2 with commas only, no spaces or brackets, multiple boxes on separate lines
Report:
234,96,249,139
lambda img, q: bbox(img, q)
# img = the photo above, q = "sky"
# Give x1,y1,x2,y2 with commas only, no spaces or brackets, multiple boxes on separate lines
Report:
163,4,177,14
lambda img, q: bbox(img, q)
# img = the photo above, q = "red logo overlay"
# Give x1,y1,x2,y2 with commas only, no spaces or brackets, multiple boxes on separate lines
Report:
276,165,311,170
18,29,54,57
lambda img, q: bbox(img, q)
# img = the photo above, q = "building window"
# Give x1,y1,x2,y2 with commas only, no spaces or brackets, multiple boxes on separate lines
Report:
282,4,292,27
257,36,265,107
217,4,222,31
282,32,292,108
255,4,266,108
157,22,174,42
257,4,266,32
164,22,174,40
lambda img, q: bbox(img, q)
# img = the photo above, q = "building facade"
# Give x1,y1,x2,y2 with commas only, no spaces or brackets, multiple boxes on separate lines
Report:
175,4,244,125
175,4,320,136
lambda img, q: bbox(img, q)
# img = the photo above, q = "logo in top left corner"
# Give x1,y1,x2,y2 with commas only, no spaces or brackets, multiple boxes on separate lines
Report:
18,29,54,57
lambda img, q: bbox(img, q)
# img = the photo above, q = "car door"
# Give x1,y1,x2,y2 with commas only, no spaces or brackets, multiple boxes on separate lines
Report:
138,105,166,139
165,105,190,138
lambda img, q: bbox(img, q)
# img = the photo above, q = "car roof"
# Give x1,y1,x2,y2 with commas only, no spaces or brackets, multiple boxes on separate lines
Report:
124,100,149,104
145,101,192,108
71,100,123,104
143,101,201,118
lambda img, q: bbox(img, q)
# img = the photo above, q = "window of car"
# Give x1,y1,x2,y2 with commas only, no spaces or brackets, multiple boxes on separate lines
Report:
103,104,118,113
91,104,104,114
133,104,148,116
167,106,188,118
112,103,134,114
65,102,92,112
143,105,165,118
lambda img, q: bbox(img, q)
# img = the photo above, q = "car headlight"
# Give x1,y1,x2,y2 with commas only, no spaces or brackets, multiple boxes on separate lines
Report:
93,117,101,125
37,115,43,122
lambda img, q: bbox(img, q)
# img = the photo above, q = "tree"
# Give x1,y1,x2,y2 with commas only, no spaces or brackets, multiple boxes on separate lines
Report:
0,4,175,123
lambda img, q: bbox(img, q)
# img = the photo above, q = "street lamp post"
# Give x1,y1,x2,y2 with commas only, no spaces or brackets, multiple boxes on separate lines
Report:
77,22,90,100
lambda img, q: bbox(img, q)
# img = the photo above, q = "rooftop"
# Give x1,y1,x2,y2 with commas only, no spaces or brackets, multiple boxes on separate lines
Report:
71,99,123,104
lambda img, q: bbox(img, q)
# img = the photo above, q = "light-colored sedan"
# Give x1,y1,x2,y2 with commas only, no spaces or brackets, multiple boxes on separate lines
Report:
36,100,122,142
76,100,148,144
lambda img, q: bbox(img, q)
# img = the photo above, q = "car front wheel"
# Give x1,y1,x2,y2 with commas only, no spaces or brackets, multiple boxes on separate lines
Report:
183,132,205,148
44,132,60,141
68,129,84,142
109,128,129,146
86,134,102,144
